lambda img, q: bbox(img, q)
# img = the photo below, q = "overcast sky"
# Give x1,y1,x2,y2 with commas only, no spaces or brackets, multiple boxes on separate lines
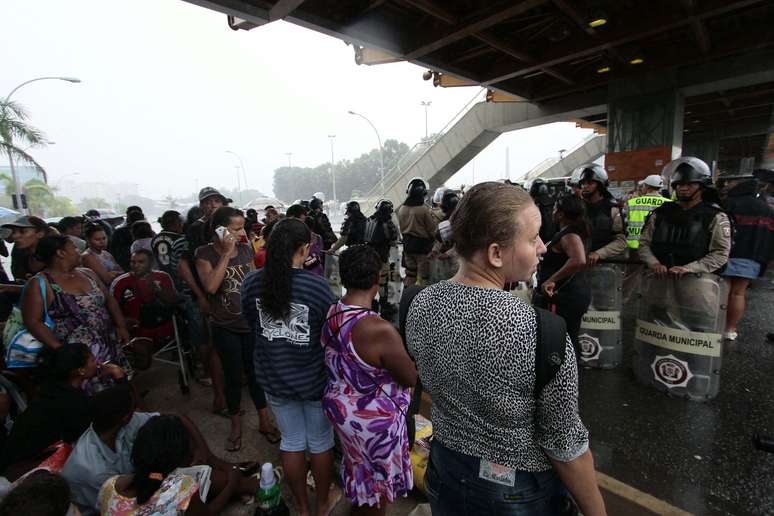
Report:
0,0,592,200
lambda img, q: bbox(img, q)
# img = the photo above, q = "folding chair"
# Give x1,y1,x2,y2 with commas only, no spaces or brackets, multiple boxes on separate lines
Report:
152,315,192,395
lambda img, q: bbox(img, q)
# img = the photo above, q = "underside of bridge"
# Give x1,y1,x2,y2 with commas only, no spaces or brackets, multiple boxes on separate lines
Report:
184,0,774,190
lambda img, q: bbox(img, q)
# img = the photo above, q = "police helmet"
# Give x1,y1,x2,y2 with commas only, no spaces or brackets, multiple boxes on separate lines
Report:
432,187,448,205
574,164,609,187
663,157,711,188
641,175,664,190
440,191,460,215
529,178,549,197
568,168,582,187
313,192,325,202
309,197,324,210
345,201,360,214
406,177,429,197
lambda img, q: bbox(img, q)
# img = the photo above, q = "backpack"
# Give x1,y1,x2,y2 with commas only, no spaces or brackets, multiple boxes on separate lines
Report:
399,285,567,398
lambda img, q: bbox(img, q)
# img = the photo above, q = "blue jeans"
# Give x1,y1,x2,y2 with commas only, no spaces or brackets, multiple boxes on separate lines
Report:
425,441,576,516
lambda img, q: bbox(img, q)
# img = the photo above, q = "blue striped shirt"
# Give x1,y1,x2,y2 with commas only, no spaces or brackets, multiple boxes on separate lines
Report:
241,268,335,401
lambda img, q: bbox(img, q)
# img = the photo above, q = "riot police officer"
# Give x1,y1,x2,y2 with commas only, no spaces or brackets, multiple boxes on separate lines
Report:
638,157,731,277
529,178,556,242
576,164,627,264
329,201,367,253
398,177,437,286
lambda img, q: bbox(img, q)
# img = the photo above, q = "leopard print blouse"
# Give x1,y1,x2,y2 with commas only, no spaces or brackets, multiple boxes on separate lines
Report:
406,280,589,471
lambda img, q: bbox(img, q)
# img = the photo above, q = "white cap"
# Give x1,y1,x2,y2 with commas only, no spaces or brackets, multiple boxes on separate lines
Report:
642,175,664,189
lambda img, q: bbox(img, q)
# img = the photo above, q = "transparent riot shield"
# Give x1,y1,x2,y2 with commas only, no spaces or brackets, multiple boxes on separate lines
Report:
632,272,728,401
324,254,342,298
378,246,403,326
428,256,459,285
578,263,623,368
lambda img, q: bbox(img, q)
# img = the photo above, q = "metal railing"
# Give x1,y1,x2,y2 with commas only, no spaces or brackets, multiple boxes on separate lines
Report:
366,88,488,198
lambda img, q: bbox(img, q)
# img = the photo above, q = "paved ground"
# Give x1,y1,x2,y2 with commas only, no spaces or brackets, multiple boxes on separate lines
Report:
580,275,774,515
136,275,774,515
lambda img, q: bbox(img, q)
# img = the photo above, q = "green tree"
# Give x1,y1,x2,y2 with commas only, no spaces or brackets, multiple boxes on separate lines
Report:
0,100,47,175
23,178,55,216
272,139,411,203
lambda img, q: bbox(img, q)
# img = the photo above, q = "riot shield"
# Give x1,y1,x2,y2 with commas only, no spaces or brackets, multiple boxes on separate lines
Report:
578,263,624,368
632,272,728,401
324,254,343,298
428,256,459,284
379,246,403,325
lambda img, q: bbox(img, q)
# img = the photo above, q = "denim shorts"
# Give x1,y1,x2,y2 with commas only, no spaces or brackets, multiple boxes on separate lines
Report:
722,258,761,280
266,394,334,454
425,440,576,516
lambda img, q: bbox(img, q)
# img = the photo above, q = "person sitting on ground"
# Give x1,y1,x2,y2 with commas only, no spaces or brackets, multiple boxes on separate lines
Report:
58,216,87,253
82,224,124,286
23,236,131,392
129,220,155,256
0,344,126,478
110,249,177,345
152,210,184,277
98,414,241,516
63,384,259,515
109,207,145,272
285,204,325,276
322,245,417,515
406,182,607,516
61,383,158,514
242,218,341,516
0,469,76,516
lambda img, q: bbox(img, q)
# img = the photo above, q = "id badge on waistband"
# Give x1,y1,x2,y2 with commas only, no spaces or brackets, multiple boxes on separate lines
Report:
478,460,516,487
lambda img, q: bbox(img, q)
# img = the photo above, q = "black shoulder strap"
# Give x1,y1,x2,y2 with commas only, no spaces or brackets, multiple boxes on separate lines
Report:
399,285,426,341
533,307,567,399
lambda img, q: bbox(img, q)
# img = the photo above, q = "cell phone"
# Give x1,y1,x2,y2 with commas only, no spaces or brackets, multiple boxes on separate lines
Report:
215,226,227,240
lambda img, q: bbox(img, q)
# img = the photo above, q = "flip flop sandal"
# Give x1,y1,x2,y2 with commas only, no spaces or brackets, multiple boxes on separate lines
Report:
259,428,281,445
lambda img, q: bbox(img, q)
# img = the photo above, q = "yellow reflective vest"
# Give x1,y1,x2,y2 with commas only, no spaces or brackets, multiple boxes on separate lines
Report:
626,194,671,249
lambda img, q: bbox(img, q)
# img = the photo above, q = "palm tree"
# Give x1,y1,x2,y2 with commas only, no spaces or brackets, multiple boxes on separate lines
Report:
0,99,47,174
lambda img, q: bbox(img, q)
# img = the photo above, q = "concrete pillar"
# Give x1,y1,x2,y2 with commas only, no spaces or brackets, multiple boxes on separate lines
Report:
605,78,685,182
683,130,720,169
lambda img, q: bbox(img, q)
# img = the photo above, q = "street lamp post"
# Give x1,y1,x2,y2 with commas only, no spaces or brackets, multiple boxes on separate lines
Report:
225,150,249,192
328,135,337,203
348,110,384,196
420,100,432,139
285,152,293,169
4,76,80,214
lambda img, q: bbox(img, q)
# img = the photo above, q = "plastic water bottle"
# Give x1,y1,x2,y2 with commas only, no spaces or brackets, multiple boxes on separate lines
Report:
255,463,289,516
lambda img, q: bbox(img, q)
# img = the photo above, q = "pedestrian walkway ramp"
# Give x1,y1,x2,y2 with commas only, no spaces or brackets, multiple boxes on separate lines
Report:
364,91,606,204
522,133,608,181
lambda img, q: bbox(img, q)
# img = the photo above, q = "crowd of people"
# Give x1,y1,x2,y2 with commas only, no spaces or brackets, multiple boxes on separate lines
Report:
0,156,771,515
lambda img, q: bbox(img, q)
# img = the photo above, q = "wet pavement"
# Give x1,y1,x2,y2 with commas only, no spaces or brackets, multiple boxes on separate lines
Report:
580,275,774,515
136,275,774,515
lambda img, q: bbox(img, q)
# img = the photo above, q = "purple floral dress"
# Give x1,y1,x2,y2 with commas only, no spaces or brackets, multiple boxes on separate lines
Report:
44,270,130,390
321,302,413,506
